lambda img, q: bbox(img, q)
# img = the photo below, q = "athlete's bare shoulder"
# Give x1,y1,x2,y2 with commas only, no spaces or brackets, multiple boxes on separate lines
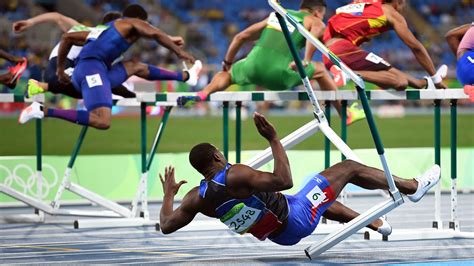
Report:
381,4,397,19
303,14,325,38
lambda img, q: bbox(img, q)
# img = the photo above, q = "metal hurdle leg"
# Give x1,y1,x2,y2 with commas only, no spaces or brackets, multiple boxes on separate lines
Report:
0,119,46,223
268,0,404,258
223,101,230,160
433,99,443,229
76,103,172,229
324,101,331,169
449,100,459,230
236,101,242,163
52,126,130,218
340,100,348,204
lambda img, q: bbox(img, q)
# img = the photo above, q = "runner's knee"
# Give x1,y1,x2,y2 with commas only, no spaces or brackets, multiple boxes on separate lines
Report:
341,159,364,176
94,118,111,130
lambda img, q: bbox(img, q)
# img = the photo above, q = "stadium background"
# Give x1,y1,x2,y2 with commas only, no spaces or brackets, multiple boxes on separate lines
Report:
0,0,473,202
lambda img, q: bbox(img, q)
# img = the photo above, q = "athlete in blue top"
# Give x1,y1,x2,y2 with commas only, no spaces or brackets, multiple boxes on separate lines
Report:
14,10,201,100
158,112,441,245
445,22,474,101
19,4,197,130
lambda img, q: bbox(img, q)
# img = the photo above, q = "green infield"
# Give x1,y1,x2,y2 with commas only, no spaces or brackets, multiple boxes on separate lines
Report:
0,114,473,155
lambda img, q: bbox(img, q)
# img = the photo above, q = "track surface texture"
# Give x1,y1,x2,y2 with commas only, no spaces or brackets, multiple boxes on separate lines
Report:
1,193,473,265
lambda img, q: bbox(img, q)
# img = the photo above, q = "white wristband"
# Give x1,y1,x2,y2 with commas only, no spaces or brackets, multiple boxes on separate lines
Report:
431,73,442,84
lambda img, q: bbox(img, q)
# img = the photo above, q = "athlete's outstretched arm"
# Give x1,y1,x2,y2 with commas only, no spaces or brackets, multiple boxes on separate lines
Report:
0,49,23,63
222,19,267,71
159,166,201,234
129,19,194,63
445,24,470,56
384,6,446,88
227,113,292,194
56,31,88,84
13,12,80,34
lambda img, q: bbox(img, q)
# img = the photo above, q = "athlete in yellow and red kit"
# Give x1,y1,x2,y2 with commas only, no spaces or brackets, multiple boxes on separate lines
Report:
323,0,447,90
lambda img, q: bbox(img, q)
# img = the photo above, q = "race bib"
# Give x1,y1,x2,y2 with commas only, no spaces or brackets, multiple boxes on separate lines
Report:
266,12,296,33
87,26,108,41
306,184,327,207
86,74,103,88
365,52,383,64
220,203,262,234
468,56,474,64
336,3,366,16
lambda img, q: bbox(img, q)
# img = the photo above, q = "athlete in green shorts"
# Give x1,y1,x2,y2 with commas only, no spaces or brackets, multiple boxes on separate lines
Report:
180,0,365,125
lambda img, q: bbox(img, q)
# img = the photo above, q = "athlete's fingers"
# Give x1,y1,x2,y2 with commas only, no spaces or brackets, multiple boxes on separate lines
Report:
159,173,164,184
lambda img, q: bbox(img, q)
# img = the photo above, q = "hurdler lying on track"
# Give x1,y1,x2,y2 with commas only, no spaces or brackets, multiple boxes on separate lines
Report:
158,112,440,245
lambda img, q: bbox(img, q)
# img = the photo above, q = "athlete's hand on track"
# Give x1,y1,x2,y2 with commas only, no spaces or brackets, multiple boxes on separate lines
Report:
253,112,277,142
12,20,31,33
57,71,71,85
435,81,448,89
160,166,187,196
177,50,195,64
170,36,185,47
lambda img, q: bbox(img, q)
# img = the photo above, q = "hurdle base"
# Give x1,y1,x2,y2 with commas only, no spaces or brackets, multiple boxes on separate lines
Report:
52,209,124,218
74,218,157,229
0,214,44,223
432,219,444,229
364,228,474,241
305,196,401,259
67,182,132,217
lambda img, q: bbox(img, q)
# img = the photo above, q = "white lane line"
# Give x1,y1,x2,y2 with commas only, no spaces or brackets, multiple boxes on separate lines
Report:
4,244,474,265
0,234,256,247
0,220,231,240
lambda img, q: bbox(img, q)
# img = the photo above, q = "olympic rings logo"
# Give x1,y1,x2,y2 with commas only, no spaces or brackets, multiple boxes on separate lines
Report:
0,164,59,199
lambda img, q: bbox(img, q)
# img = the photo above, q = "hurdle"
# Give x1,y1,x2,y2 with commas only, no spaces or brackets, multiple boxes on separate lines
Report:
363,91,474,241
0,94,173,229
266,0,404,258
0,94,46,223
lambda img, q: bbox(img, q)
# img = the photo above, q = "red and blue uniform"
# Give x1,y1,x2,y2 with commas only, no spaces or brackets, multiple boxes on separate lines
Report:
199,164,336,245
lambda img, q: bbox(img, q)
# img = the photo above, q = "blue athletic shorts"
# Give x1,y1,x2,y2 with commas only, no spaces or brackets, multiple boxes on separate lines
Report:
457,50,474,86
72,59,113,111
108,62,128,89
270,174,336,246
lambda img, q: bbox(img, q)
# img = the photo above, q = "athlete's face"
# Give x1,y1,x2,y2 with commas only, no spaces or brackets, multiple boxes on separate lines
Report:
312,7,326,20
393,0,406,12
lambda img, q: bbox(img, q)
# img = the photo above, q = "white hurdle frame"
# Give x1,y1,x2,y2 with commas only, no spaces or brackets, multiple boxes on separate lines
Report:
268,0,402,258
0,95,172,229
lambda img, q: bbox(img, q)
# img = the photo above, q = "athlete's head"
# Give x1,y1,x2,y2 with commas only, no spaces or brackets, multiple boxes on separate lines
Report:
189,143,226,176
102,11,121,24
300,0,327,18
384,0,406,12
122,4,148,21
